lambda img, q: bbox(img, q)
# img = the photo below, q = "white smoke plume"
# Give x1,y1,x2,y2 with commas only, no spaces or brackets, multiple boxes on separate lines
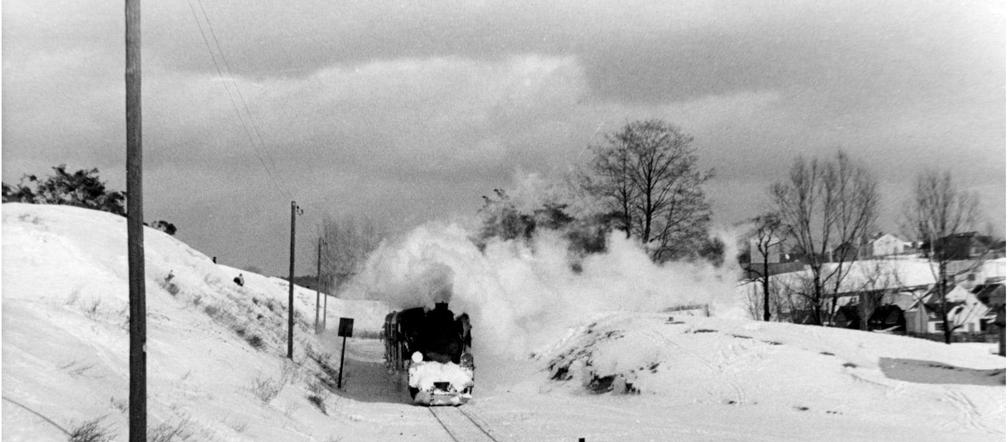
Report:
339,221,744,358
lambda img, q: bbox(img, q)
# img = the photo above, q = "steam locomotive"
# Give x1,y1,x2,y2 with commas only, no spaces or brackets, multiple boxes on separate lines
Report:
383,302,474,405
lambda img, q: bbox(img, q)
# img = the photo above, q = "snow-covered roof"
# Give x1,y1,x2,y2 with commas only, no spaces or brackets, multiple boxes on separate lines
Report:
739,259,939,295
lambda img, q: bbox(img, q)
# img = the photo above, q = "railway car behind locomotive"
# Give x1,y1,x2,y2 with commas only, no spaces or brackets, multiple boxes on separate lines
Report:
384,302,473,405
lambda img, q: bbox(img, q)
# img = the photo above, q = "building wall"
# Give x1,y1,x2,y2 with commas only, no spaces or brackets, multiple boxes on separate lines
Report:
872,234,905,256
905,308,929,334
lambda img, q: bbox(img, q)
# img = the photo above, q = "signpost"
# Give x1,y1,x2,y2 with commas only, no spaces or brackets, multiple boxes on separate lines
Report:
337,317,354,389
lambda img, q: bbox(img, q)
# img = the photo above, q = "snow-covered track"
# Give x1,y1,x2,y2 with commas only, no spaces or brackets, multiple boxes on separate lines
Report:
429,406,498,442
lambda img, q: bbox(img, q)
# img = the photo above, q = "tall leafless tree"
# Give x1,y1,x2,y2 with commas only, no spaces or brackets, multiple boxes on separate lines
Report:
749,212,786,321
903,170,984,344
772,150,879,325
318,215,384,292
583,119,714,262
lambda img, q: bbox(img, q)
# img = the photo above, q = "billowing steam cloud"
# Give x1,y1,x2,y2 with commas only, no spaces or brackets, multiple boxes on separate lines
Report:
339,222,744,358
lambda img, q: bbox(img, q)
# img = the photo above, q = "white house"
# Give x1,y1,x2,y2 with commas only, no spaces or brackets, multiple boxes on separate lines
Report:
870,233,907,257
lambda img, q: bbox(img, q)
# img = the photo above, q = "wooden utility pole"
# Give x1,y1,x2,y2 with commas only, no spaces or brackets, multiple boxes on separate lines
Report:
314,238,322,333
288,201,299,359
125,0,146,439
322,281,328,331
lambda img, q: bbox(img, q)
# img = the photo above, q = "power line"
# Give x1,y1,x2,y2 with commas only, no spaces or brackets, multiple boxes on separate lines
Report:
184,0,292,201
194,0,283,176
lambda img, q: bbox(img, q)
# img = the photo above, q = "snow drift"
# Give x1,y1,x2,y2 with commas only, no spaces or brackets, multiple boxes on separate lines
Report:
1,203,387,440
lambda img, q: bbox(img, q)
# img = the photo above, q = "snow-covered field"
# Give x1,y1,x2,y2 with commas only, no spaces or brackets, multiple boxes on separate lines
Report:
2,204,1005,441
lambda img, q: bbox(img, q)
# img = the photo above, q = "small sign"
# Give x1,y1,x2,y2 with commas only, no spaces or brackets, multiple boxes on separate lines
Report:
338,317,354,338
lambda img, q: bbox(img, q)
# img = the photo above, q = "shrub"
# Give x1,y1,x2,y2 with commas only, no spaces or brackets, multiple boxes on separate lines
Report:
245,334,264,349
2,165,125,216
68,417,114,442
307,377,330,414
148,417,192,442
251,375,283,403
307,394,326,414
150,220,177,236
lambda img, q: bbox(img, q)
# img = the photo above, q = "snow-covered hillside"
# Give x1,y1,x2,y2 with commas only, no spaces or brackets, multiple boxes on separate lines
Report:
2,203,388,440
2,203,1004,441
392,309,1003,441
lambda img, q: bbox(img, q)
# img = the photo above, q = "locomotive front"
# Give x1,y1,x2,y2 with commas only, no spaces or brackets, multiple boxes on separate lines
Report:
385,302,474,405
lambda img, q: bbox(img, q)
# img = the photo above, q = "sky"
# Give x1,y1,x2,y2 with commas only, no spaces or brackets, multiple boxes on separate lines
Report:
2,0,1005,276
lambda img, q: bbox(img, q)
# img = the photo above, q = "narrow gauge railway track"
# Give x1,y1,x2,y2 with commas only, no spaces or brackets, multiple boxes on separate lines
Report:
429,406,498,442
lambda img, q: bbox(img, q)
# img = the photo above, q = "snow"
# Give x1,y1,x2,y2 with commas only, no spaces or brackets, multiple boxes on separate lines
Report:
2,203,1005,441
2,203,395,440
409,361,473,392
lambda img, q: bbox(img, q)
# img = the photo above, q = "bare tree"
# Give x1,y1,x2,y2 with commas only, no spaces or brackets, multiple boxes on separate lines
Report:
583,119,715,262
318,215,384,292
749,212,786,321
582,140,635,237
745,277,789,321
902,170,985,344
772,150,879,325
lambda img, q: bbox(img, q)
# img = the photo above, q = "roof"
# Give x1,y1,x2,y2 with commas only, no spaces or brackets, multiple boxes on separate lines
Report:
763,259,938,295
921,285,975,304
871,233,906,243
973,283,1005,306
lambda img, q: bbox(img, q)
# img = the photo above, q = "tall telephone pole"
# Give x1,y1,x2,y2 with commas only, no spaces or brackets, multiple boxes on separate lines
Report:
314,238,322,333
125,0,146,440
287,201,300,359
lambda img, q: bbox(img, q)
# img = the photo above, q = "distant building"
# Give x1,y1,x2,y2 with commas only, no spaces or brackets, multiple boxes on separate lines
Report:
869,233,908,257
832,241,860,262
905,285,989,335
949,258,1007,291
920,232,997,261
974,280,1006,356
828,233,910,263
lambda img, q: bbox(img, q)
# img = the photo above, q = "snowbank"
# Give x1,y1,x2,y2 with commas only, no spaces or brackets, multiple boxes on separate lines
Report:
533,312,1004,437
1,203,388,440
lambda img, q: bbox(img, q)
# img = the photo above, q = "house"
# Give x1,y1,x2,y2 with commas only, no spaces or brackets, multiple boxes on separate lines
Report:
974,280,1005,308
869,233,908,257
992,240,1007,259
950,258,1007,291
920,232,997,261
905,285,990,335
829,233,908,262
974,280,1006,356
832,241,861,262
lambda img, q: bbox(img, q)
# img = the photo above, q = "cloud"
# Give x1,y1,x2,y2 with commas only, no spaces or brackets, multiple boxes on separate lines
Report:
2,0,1003,273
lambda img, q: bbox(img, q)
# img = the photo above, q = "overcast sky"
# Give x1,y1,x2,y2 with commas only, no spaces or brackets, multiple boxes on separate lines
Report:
3,0,1004,275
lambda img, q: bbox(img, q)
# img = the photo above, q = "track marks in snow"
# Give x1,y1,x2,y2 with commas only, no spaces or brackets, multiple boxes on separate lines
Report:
429,406,498,442
942,390,999,435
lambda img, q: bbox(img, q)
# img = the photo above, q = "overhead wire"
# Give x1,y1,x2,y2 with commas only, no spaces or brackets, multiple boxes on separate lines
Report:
184,0,293,201
193,0,283,176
